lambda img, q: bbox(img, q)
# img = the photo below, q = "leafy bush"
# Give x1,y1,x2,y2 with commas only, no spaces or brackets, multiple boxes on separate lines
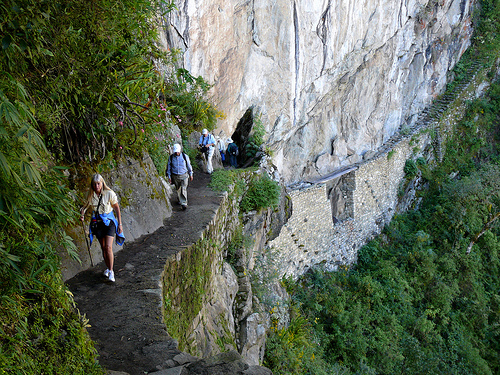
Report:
264,308,336,375
244,114,266,159
225,226,253,270
208,168,246,197
404,159,418,178
0,74,102,372
416,157,427,167
0,287,103,374
240,174,280,212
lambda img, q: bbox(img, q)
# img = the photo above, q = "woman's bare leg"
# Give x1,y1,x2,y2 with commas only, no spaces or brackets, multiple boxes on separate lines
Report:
99,236,114,271
103,236,114,271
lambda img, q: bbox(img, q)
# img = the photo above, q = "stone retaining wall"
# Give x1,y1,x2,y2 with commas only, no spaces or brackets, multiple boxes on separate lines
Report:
268,135,430,278
162,171,271,365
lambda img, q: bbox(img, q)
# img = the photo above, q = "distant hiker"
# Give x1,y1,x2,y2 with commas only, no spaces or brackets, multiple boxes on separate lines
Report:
198,128,216,174
80,174,125,282
226,138,239,168
167,143,193,210
216,136,226,165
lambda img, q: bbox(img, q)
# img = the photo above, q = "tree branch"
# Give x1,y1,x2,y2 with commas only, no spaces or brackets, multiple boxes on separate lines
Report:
467,212,500,254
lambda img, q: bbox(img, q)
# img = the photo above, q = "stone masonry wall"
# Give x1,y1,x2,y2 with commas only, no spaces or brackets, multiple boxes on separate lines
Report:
162,188,239,356
268,122,434,279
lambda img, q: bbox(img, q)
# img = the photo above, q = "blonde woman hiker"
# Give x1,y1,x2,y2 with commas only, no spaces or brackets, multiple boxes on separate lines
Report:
80,174,125,282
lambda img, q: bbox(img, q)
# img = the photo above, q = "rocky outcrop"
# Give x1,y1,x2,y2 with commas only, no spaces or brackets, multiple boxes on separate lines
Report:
147,350,272,375
160,0,475,184
162,165,290,366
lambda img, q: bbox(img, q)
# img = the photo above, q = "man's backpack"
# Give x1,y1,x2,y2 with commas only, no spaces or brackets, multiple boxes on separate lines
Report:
228,143,238,156
168,152,188,175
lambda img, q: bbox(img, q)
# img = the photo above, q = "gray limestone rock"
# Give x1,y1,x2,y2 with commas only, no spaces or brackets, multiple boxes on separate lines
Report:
160,0,474,184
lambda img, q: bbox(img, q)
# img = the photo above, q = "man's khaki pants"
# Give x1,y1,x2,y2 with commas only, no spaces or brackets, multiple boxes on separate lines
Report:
172,172,189,206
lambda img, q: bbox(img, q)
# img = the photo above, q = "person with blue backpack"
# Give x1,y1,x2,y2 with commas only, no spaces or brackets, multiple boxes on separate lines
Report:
167,143,193,210
226,138,239,168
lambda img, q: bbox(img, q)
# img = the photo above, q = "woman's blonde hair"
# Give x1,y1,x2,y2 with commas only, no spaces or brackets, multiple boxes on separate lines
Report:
82,174,110,212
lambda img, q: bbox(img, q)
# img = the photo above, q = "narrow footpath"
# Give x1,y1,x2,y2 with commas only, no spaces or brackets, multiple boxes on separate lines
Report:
66,172,223,375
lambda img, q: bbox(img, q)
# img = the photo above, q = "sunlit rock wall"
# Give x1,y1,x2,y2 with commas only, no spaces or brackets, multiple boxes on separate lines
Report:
160,0,474,184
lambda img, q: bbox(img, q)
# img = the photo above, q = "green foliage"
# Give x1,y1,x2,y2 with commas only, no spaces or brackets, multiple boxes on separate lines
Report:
167,68,225,135
294,194,500,374
264,308,337,375
240,174,280,213
209,168,247,197
0,288,103,374
244,114,266,159
404,159,418,178
0,77,78,292
416,157,427,167
0,77,45,188
0,74,100,372
444,0,500,96
225,226,252,270
473,0,500,56
283,99,500,375
163,237,215,353
0,0,222,168
147,135,170,176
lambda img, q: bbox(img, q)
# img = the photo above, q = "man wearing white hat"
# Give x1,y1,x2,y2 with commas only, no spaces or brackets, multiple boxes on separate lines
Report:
198,128,216,174
166,143,193,210
226,138,239,168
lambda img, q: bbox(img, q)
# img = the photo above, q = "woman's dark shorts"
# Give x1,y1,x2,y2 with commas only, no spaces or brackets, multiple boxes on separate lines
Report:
94,220,116,240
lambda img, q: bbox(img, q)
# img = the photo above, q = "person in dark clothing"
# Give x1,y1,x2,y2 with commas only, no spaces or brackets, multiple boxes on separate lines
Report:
226,138,239,168
166,143,194,210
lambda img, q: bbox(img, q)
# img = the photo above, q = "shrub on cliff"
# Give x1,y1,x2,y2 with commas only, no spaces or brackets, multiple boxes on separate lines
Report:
240,174,280,212
264,309,335,375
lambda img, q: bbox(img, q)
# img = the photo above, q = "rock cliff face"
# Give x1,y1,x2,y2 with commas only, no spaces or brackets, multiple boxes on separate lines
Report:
161,0,475,183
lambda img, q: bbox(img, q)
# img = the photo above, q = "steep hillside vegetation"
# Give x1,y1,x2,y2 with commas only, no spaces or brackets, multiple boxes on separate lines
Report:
263,1,500,373
0,0,219,372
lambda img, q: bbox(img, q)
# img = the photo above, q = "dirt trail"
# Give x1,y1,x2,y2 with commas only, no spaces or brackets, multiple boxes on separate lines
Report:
66,172,222,375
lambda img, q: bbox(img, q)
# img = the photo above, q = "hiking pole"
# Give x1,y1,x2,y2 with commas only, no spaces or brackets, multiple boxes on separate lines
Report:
81,220,94,267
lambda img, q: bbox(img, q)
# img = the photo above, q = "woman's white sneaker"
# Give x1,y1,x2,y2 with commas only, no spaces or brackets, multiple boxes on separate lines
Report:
104,269,110,277
108,270,115,282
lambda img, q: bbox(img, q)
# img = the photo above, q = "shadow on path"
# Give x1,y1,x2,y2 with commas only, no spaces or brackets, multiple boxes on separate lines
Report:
67,172,222,375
